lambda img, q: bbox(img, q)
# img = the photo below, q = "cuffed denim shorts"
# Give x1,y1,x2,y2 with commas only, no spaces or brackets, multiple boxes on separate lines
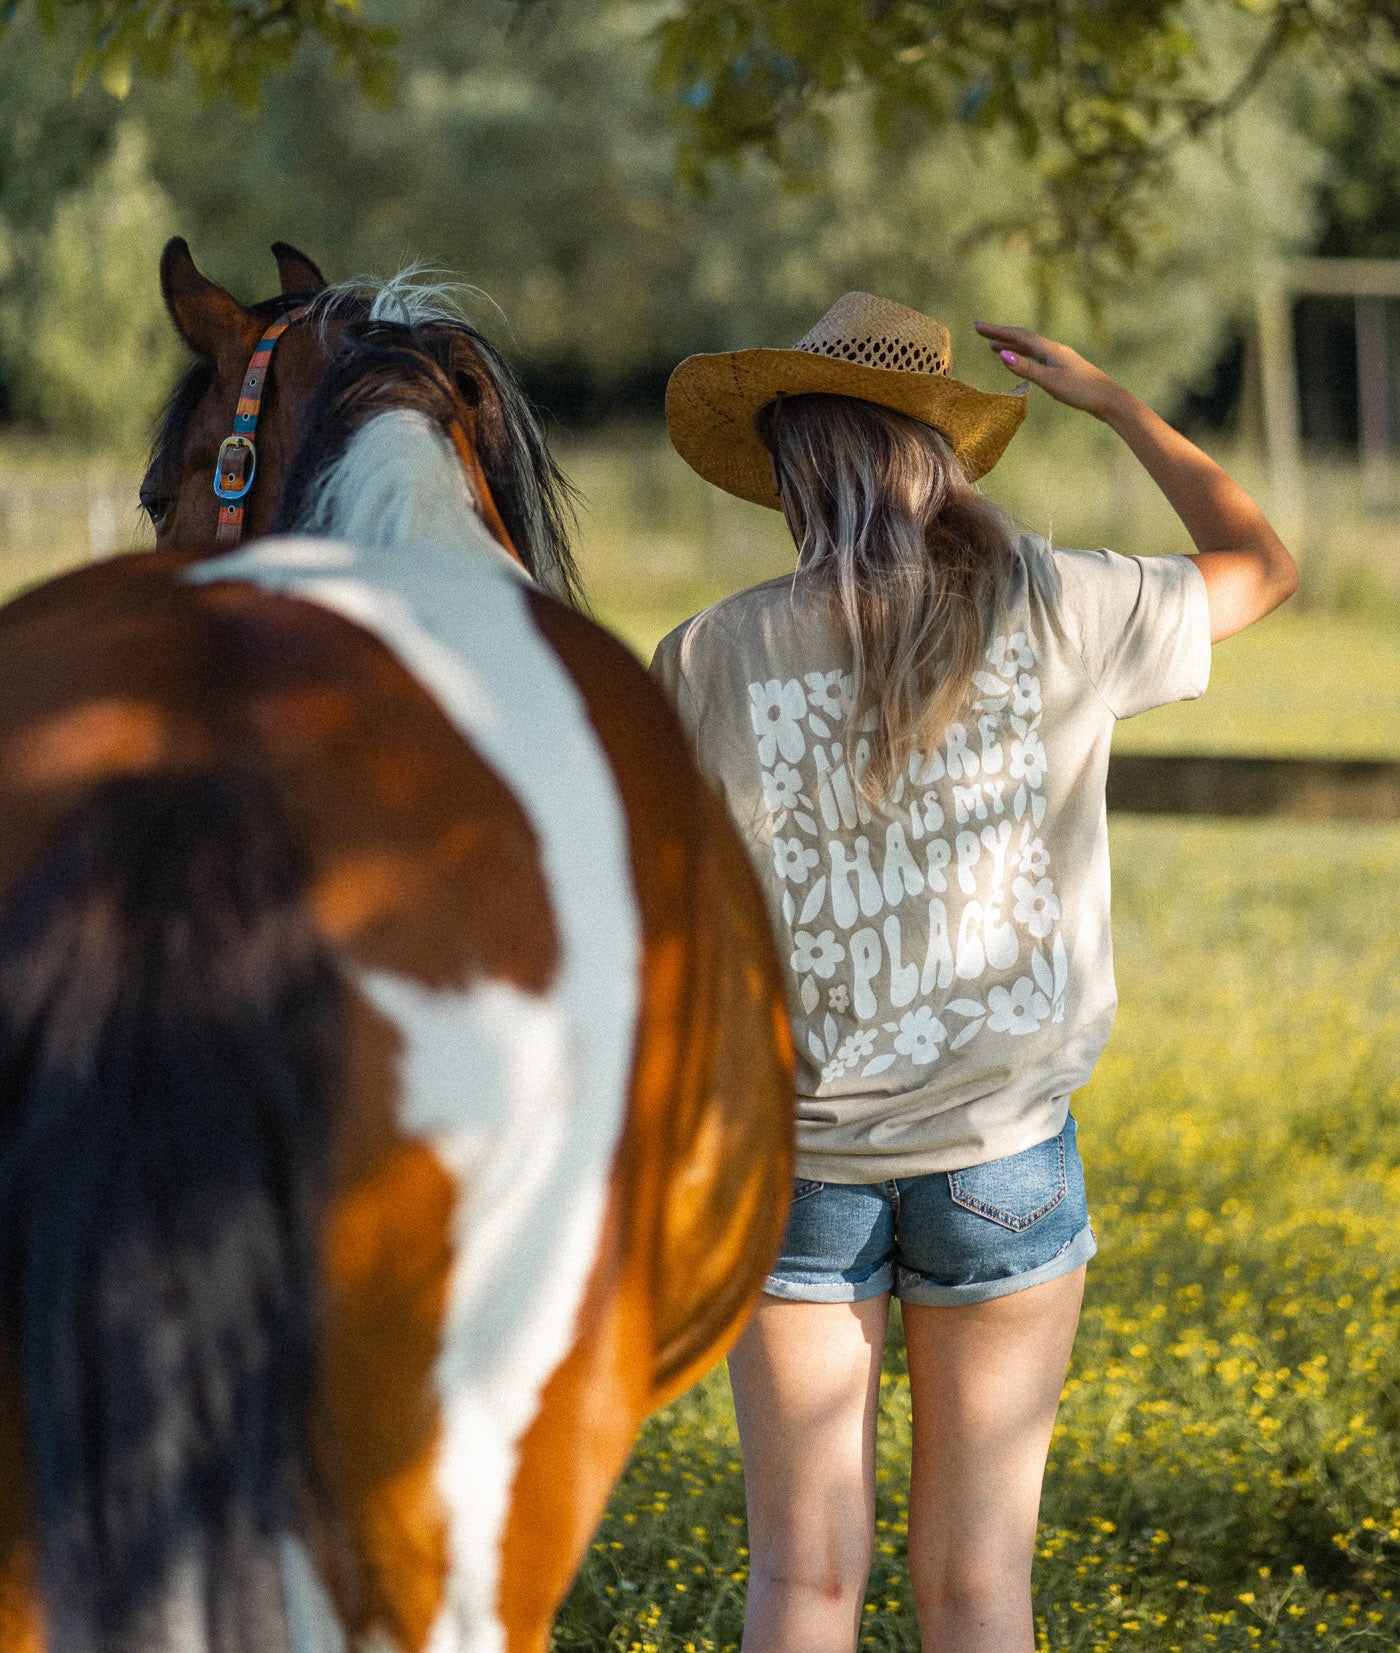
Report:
766,1114,1096,1307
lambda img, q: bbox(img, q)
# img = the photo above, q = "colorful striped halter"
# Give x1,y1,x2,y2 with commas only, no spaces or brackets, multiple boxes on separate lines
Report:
214,306,312,545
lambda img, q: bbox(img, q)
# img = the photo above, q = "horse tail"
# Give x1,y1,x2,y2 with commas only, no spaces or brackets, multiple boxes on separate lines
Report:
0,767,344,1653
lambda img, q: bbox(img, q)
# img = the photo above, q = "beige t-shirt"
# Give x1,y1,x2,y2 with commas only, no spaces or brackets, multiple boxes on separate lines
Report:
651,531,1211,1182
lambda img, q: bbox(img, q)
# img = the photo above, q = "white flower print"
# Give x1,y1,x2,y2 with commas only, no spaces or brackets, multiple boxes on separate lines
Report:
986,632,1034,677
1017,832,1050,878
761,761,804,814
1009,732,1047,789
836,1029,877,1067
892,1006,948,1066
744,628,1068,1080
749,678,808,766
805,669,854,720
791,929,846,979
1012,875,1061,938
986,976,1051,1036
773,835,819,885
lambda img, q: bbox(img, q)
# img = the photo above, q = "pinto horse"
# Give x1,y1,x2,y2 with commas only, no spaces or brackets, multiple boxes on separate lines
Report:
0,241,793,1653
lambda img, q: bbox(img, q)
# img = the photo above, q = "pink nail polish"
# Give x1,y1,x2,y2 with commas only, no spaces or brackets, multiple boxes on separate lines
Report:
1000,350,1018,365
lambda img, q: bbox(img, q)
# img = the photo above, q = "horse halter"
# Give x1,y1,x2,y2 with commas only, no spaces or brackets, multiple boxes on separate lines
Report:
213,305,312,545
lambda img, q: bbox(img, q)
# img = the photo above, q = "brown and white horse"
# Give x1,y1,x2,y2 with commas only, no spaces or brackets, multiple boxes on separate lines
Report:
0,243,793,1653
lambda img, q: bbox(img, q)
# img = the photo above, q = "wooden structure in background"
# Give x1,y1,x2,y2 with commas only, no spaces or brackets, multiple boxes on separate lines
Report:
1258,257,1400,535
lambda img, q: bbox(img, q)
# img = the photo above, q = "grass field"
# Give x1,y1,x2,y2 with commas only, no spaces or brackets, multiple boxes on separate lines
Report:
554,815,1400,1652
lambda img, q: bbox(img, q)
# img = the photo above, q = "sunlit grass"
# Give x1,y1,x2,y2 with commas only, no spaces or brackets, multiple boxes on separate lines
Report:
555,818,1400,1650
1117,614,1400,758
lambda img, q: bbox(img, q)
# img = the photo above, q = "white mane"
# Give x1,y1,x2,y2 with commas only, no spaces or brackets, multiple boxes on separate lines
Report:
312,265,513,341
300,409,519,577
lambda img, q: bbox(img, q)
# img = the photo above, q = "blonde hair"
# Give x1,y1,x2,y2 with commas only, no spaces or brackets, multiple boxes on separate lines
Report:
757,392,1018,805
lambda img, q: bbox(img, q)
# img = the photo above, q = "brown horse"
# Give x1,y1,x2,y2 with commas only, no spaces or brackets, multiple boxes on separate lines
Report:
0,242,793,1653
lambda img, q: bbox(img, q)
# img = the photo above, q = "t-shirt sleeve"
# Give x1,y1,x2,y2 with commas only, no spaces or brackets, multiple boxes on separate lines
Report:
1052,547,1211,719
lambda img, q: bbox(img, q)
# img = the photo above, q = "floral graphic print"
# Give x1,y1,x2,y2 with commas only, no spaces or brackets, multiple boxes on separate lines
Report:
750,633,1069,1084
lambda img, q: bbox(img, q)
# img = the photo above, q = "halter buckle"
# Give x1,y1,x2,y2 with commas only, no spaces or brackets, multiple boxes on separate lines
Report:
214,434,257,501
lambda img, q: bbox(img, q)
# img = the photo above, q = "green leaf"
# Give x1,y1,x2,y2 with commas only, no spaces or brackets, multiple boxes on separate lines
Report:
228,60,263,112
71,44,99,93
356,53,400,107
98,49,133,99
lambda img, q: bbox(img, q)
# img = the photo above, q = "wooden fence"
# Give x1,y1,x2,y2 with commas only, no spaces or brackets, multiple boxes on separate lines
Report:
1107,755,1400,820
0,475,148,597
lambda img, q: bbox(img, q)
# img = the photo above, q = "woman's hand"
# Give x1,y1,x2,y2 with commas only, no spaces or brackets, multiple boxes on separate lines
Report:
973,322,1129,422
972,321,1298,641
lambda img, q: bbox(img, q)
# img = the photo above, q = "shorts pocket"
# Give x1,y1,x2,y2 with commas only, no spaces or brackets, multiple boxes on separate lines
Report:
947,1133,1067,1232
792,1178,825,1204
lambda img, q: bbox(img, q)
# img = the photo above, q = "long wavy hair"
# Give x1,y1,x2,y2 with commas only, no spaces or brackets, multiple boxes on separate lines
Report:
757,392,1019,806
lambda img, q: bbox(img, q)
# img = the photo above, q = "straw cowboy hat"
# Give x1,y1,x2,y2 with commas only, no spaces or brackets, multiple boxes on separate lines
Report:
666,291,1028,510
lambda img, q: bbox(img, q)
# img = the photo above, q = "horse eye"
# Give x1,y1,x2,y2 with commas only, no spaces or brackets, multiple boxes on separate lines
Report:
140,488,173,527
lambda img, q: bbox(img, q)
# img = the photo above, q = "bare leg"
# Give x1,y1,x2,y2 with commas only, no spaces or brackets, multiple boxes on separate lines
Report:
727,1293,890,1653
902,1265,1086,1653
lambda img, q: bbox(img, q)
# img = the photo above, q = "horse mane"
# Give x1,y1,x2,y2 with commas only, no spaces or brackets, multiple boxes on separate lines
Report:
314,266,510,337
148,274,581,605
294,408,515,570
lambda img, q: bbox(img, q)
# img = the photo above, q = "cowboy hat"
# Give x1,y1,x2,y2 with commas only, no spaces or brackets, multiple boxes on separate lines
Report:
666,291,1028,509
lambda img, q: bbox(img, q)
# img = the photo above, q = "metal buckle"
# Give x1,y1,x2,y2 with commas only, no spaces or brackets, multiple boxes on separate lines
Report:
214,434,257,501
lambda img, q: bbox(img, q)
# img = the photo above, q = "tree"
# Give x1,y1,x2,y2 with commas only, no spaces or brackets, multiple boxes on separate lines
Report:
1,0,398,108
132,0,1324,409
646,0,1400,284
0,0,1367,446
0,122,183,442
5,0,1398,281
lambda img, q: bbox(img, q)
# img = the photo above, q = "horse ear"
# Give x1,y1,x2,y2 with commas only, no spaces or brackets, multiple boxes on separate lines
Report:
160,237,261,369
272,242,328,296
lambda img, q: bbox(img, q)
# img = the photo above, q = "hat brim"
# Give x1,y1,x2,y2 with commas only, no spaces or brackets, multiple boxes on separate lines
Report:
665,346,1029,509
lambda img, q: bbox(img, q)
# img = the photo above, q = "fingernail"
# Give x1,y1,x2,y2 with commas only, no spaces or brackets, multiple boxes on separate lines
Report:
1000,350,1018,365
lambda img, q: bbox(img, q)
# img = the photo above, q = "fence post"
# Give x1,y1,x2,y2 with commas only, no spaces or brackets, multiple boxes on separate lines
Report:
1256,282,1305,551
88,491,120,560
1355,295,1393,511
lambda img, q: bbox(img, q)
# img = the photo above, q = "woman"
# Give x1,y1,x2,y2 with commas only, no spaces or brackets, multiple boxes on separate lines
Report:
653,293,1297,1653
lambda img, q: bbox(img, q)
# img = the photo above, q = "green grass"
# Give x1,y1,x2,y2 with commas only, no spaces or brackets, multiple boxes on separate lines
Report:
1118,614,1400,758
554,818,1400,1651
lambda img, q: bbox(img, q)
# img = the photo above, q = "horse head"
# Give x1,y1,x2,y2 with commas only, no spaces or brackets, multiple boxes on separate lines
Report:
143,238,579,602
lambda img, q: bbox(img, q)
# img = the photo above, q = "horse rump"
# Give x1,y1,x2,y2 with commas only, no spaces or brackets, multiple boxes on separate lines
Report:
0,766,344,1653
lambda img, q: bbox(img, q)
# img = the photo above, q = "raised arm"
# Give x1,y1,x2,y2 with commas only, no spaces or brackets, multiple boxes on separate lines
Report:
974,322,1299,643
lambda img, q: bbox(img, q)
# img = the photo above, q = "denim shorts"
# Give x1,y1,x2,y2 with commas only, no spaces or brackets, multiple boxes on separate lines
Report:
766,1114,1096,1307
